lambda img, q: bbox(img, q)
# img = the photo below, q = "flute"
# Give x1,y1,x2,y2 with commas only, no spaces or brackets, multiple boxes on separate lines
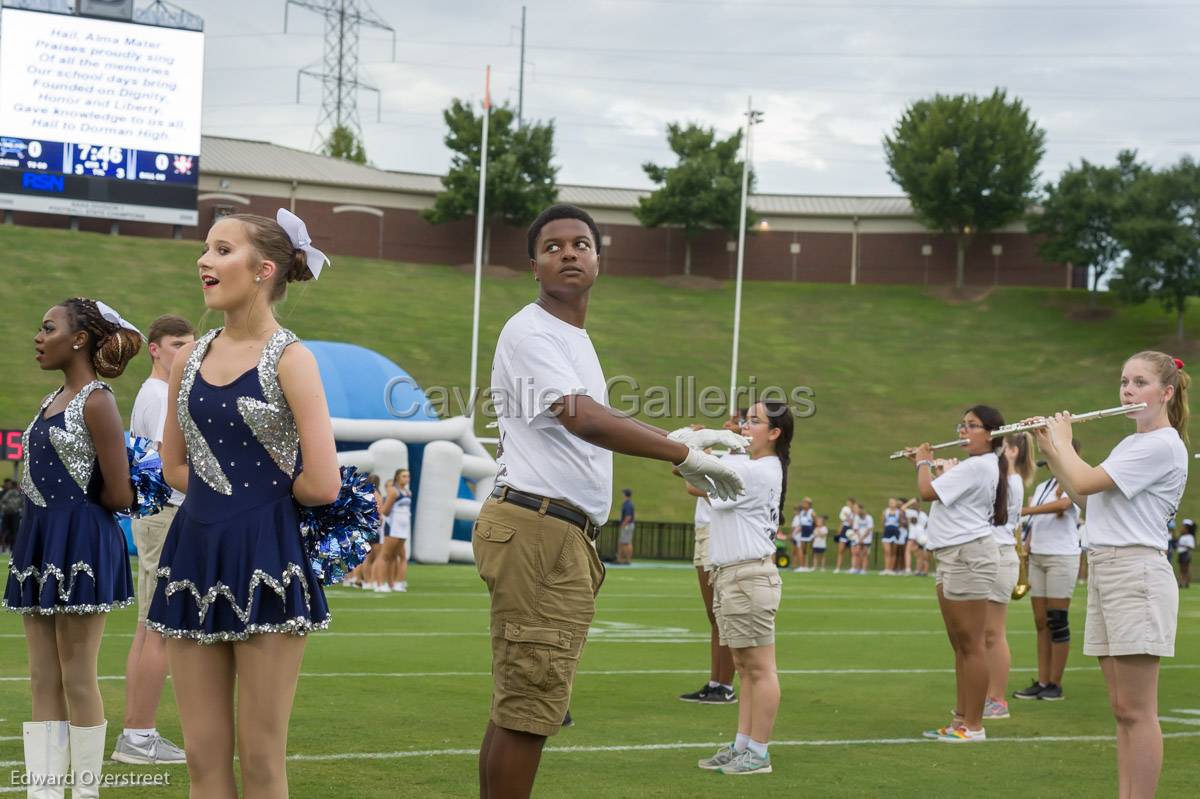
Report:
888,402,1147,460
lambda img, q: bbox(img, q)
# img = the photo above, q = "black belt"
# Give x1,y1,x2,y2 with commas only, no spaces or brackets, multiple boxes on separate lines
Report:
490,486,601,541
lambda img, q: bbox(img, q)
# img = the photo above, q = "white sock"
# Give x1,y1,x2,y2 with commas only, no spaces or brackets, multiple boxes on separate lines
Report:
734,733,750,752
707,681,721,689
719,683,733,692
748,739,769,758
124,728,156,744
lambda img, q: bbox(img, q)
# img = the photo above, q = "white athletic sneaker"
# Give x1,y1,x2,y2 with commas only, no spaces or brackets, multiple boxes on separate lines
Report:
697,744,738,770
374,584,392,593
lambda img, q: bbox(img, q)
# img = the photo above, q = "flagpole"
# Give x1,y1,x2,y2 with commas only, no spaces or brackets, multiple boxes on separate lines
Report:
468,66,491,420
729,96,758,417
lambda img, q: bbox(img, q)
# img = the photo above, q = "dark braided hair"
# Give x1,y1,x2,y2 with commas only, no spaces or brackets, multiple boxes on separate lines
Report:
966,405,1008,527
59,298,142,378
762,400,794,525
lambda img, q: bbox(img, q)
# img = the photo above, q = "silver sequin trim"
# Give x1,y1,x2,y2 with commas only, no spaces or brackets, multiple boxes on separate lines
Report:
177,329,232,495
3,559,132,615
145,616,330,645
237,328,300,477
18,391,57,508
154,562,320,635
48,381,110,493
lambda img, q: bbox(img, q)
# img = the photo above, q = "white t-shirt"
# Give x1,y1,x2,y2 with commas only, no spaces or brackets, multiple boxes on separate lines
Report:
926,452,999,549
1089,427,1188,550
991,473,1025,545
813,525,829,548
708,455,782,566
856,513,874,536
389,488,412,536
492,304,613,526
1177,532,1195,552
130,376,184,506
1027,477,1081,556
790,513,803,532
912,510,930,542
695,496,711,528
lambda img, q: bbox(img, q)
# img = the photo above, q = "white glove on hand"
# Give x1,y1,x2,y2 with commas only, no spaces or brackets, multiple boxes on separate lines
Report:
667,427,751,451
675,448,746,501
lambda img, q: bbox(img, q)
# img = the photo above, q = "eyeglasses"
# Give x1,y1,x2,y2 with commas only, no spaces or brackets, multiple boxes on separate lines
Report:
956,422,986,433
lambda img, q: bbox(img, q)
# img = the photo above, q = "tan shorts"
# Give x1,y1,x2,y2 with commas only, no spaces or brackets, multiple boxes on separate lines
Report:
934,536,999,601
1029,552,1080,599
1084,546,1177,658
693,524,711,570
712,557,781,648
472,496,605,737
989,543,1019,604
132,504,177,625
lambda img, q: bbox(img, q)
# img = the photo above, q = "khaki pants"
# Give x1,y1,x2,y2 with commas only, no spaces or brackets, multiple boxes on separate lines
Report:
132,504,178,625
473,496,605,737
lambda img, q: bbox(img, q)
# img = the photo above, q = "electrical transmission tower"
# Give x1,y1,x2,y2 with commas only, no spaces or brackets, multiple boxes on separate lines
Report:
285,0,395,149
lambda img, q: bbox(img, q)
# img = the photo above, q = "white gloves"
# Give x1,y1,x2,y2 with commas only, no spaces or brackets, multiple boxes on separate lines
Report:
674,448,745,501
667,427,751,451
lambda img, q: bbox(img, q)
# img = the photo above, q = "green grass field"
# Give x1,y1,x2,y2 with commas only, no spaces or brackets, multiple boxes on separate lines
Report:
1,560,1197,797
2,224,1198,525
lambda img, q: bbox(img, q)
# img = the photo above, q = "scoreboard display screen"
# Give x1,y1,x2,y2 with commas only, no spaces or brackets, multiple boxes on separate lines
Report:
0,8,203,225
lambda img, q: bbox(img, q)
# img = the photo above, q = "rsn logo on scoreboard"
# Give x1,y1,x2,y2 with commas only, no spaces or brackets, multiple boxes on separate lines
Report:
22,172,65,193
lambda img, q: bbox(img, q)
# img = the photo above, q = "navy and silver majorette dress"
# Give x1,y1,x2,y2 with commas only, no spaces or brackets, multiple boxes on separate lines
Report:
3,381,134,615
145,328,331,644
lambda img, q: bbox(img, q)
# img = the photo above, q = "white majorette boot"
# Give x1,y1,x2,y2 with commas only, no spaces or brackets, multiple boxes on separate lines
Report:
68,721,107,799
22,721,70,799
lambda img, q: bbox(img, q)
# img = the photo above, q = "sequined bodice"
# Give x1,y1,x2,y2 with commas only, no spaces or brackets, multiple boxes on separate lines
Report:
178,328,301,521
20,382,110,509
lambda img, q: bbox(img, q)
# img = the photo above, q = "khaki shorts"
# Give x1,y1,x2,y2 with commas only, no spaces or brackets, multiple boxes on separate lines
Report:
132,504,178,625
1084,546,1177,658
934,536,999,601
1029,552,1079,599
712,557,781,648
472,496,605,737
693,524,712,570
989,543,1019,604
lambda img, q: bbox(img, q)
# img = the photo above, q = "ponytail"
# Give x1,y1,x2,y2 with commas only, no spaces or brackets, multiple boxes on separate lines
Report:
1005,431,1036,486
1129,351,1190,446
762,400,794,524
967,404,1008,527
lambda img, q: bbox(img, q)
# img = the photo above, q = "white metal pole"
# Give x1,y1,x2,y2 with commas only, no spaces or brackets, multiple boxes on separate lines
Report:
729,96,754,417
468,66,491,419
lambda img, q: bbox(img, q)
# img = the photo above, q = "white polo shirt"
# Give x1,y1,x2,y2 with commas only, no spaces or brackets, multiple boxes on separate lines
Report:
926,452,999,550
695,496,711,528
1088,426,1188,550
708,455,782,566
1027,477,1081,556
991,473,1025,545
491,303,613,526
130,376,184,506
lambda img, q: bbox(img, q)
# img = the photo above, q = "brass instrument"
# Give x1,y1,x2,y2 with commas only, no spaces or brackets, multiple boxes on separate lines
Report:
889,402,1147,460
1012,514,1030,601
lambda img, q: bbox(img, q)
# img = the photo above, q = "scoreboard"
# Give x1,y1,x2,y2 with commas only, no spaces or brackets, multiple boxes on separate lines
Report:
0,7,203,225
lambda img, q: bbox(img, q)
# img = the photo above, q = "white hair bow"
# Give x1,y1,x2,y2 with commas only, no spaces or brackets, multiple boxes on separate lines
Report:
276,208,331,280
95,301,144,339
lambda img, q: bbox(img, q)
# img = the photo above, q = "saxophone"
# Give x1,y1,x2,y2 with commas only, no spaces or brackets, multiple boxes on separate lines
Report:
1011,513,1030,601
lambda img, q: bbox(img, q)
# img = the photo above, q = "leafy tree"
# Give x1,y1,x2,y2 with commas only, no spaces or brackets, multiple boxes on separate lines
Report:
424,100,557,266
1111,158,1200,341
636,124,755,276
884,89,1045,289
323,125,367,164
1028,151,1144,306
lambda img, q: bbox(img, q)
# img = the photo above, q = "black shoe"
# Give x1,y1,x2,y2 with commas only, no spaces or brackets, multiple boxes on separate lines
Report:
697,686,737,705
1012,680,1047,700
679,684,712,703
561,710,573,727
1037,683,1064,701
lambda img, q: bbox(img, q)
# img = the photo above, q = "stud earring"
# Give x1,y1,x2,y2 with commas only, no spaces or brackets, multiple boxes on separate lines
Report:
255,276,262,283
72,344,81,350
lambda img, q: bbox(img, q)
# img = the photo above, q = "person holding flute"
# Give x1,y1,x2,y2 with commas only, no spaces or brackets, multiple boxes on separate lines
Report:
1032,351,1187,798
906,405,1008,743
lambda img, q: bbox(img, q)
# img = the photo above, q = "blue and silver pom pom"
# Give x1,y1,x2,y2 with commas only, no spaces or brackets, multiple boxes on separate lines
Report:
298,466,377,585
123,435,172,519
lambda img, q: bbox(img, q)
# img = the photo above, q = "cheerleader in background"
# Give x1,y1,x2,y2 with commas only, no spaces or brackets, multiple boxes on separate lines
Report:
901,498,920,575
377,468,412,592
909,405,1007,743
983,432,1035,720
1035,352,1187,798
1013,443,1081,702
5,298,141,798
695,400,792,775
792,498,815,572
834,497,855,573
881,498,903,574
147,210,342,797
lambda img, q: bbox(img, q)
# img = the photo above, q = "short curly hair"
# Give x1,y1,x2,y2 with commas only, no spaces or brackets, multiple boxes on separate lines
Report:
526,204,602,259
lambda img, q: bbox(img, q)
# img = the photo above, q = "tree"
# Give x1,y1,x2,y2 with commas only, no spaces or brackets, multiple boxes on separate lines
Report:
883,89,1045,289
323,125,367,164
1111,159,1200,341
1028,151,1144,306
635,124,755,276
424,99,557,267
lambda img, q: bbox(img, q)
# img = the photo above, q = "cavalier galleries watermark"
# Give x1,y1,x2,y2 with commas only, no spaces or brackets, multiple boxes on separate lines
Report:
383,375,815,421
10,771,172,789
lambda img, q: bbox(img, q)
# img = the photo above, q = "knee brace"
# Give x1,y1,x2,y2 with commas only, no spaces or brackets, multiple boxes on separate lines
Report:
1047,608,1070,644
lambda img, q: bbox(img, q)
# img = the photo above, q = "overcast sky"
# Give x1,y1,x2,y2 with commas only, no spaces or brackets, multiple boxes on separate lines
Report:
195,0,1199,196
